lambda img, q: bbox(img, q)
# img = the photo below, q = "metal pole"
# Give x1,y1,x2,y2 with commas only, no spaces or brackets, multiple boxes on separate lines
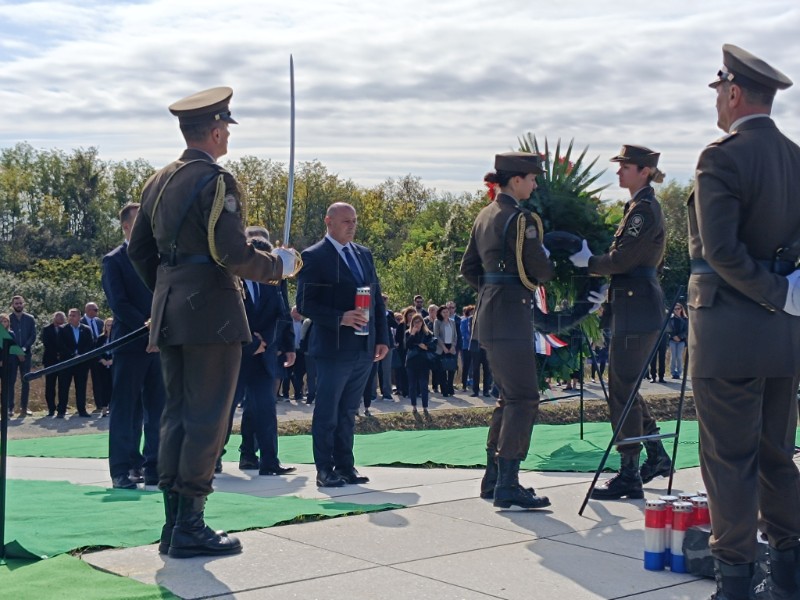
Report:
0,336,12,561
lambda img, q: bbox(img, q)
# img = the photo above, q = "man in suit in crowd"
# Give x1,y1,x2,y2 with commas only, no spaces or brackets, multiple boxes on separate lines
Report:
297,202,389,487
223,226,296,475
9,295,36,416
413,295,428,318
82,301,104,411
128,86,293,558
690,44,800,599
56,308,94,417
102,203,166,490
40,311,66,416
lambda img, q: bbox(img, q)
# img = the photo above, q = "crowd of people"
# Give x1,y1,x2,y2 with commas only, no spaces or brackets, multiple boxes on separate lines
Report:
3,43,799,599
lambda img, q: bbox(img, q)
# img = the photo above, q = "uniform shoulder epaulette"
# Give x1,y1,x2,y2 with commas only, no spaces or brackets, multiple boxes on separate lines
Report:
709,132,738,147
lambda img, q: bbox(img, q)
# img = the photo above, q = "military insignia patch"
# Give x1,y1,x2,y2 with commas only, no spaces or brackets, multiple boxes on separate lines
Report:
525,226,538,239
626,214,644,237
224,194,238,213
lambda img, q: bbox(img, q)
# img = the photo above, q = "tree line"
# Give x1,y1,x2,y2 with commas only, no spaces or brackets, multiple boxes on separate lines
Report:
0,139,692,361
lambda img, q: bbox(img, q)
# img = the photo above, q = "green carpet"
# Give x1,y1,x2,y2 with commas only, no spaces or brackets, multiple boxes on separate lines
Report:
7,420,710,472
3,479,399,559
0,555,178,599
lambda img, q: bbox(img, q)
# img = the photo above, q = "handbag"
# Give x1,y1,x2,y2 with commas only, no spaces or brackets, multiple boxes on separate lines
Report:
440,354,458,371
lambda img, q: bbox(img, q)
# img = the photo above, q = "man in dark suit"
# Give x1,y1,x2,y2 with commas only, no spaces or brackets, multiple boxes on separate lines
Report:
81,301,104,411
297,202,389,487
690,44,800,599
223,227,296,475
128,86,293,558
56,308,94,417
40,311,65,416
102,203,166,490
9,295,36,416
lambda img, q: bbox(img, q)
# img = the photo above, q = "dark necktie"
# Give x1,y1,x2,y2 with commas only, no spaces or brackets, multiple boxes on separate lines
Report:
248,280,260,306
342,246,364,285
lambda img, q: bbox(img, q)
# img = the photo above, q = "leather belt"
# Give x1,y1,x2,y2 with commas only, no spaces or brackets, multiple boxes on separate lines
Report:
690,257,795,277
614,266,657,279
481,272,524,286
160,254,213,266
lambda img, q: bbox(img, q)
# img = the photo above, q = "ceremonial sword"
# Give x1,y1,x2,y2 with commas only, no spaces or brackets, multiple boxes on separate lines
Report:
282,54,295,248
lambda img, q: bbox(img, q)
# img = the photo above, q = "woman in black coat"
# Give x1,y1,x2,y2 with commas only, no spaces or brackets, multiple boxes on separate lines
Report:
94,318,114,417
404,314,436,415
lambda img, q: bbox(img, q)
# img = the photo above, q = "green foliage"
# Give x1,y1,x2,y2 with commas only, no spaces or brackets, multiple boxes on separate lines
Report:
657,179,692,303
379,244,447,310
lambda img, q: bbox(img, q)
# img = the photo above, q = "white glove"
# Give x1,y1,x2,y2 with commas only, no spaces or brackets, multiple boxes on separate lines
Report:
272,247,296,278
784,270,800,316
569,239,593,268
541,245,551,258
588,284,609,313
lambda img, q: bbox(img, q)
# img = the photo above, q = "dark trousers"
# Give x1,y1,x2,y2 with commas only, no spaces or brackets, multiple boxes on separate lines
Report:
57,365,88,415
108,352,164,479
460,349,472,389
2,362,17,413
305,354,317,401
363,362,378,409
607,331,660,457
158,343,241,497
377,350,393,398
311,353,373,471
234,356,280,468
281,351,306,398
590,352,607,379
88,362,102,409
471,347,492,394
484,340,540,460
95,364,113,409
406,366,429,408
649,343,667,381
44,372,58,415
13,352,31,411
394,350,408,395
694,376,800,564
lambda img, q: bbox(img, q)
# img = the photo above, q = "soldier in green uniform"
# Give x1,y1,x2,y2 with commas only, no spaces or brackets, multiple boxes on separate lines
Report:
569,145,671,500
690,45,800,600
460,152,555,510
128,87,296,558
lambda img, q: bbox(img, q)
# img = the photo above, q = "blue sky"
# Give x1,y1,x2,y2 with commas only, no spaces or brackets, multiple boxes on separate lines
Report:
1,0,799,201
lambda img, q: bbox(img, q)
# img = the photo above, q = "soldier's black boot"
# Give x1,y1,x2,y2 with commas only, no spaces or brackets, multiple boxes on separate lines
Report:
480,449,498,499
168,495,242,558
591,453,644,500
709,560,754,600
640,438,673,484
493,457,551,509
158,490,178,555
764,546,800,599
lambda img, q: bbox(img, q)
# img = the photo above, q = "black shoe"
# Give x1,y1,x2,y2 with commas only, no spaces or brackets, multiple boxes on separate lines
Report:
470,391,479,397
294,394,304,401
364,408,372,417
480,450,498,499
640,440,673,484
238,458,259,470
214,458,223,474
129,468,145,483
658,378,666,383
259,464,297,476
55,413,65,419
47,411,55,417
169,495,242,558
305,398,314,405
493,458,550,509
159,490,179,554
112,474,138,490
316,468,346,488
591,454,644,500
334,467,369,485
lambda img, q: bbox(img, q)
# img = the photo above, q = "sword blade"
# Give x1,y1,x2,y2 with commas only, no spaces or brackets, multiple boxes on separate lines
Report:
282,54,295,247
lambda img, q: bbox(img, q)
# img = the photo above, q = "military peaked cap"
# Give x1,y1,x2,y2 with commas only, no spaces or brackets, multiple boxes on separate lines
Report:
494,152,544,175
169,86,238,125
709,44,792,92
609,145,660,168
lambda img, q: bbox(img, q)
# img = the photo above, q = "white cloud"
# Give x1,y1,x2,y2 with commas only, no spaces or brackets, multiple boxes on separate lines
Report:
1,0,799,201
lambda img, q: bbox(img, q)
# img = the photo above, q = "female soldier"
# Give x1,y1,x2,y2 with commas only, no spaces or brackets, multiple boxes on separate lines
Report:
460,152,555,509
569,145,672,498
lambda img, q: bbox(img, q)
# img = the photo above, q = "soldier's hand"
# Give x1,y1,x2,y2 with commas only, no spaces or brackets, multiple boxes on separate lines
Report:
272,247,296,278
569,239,593,268
783,269,800,316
